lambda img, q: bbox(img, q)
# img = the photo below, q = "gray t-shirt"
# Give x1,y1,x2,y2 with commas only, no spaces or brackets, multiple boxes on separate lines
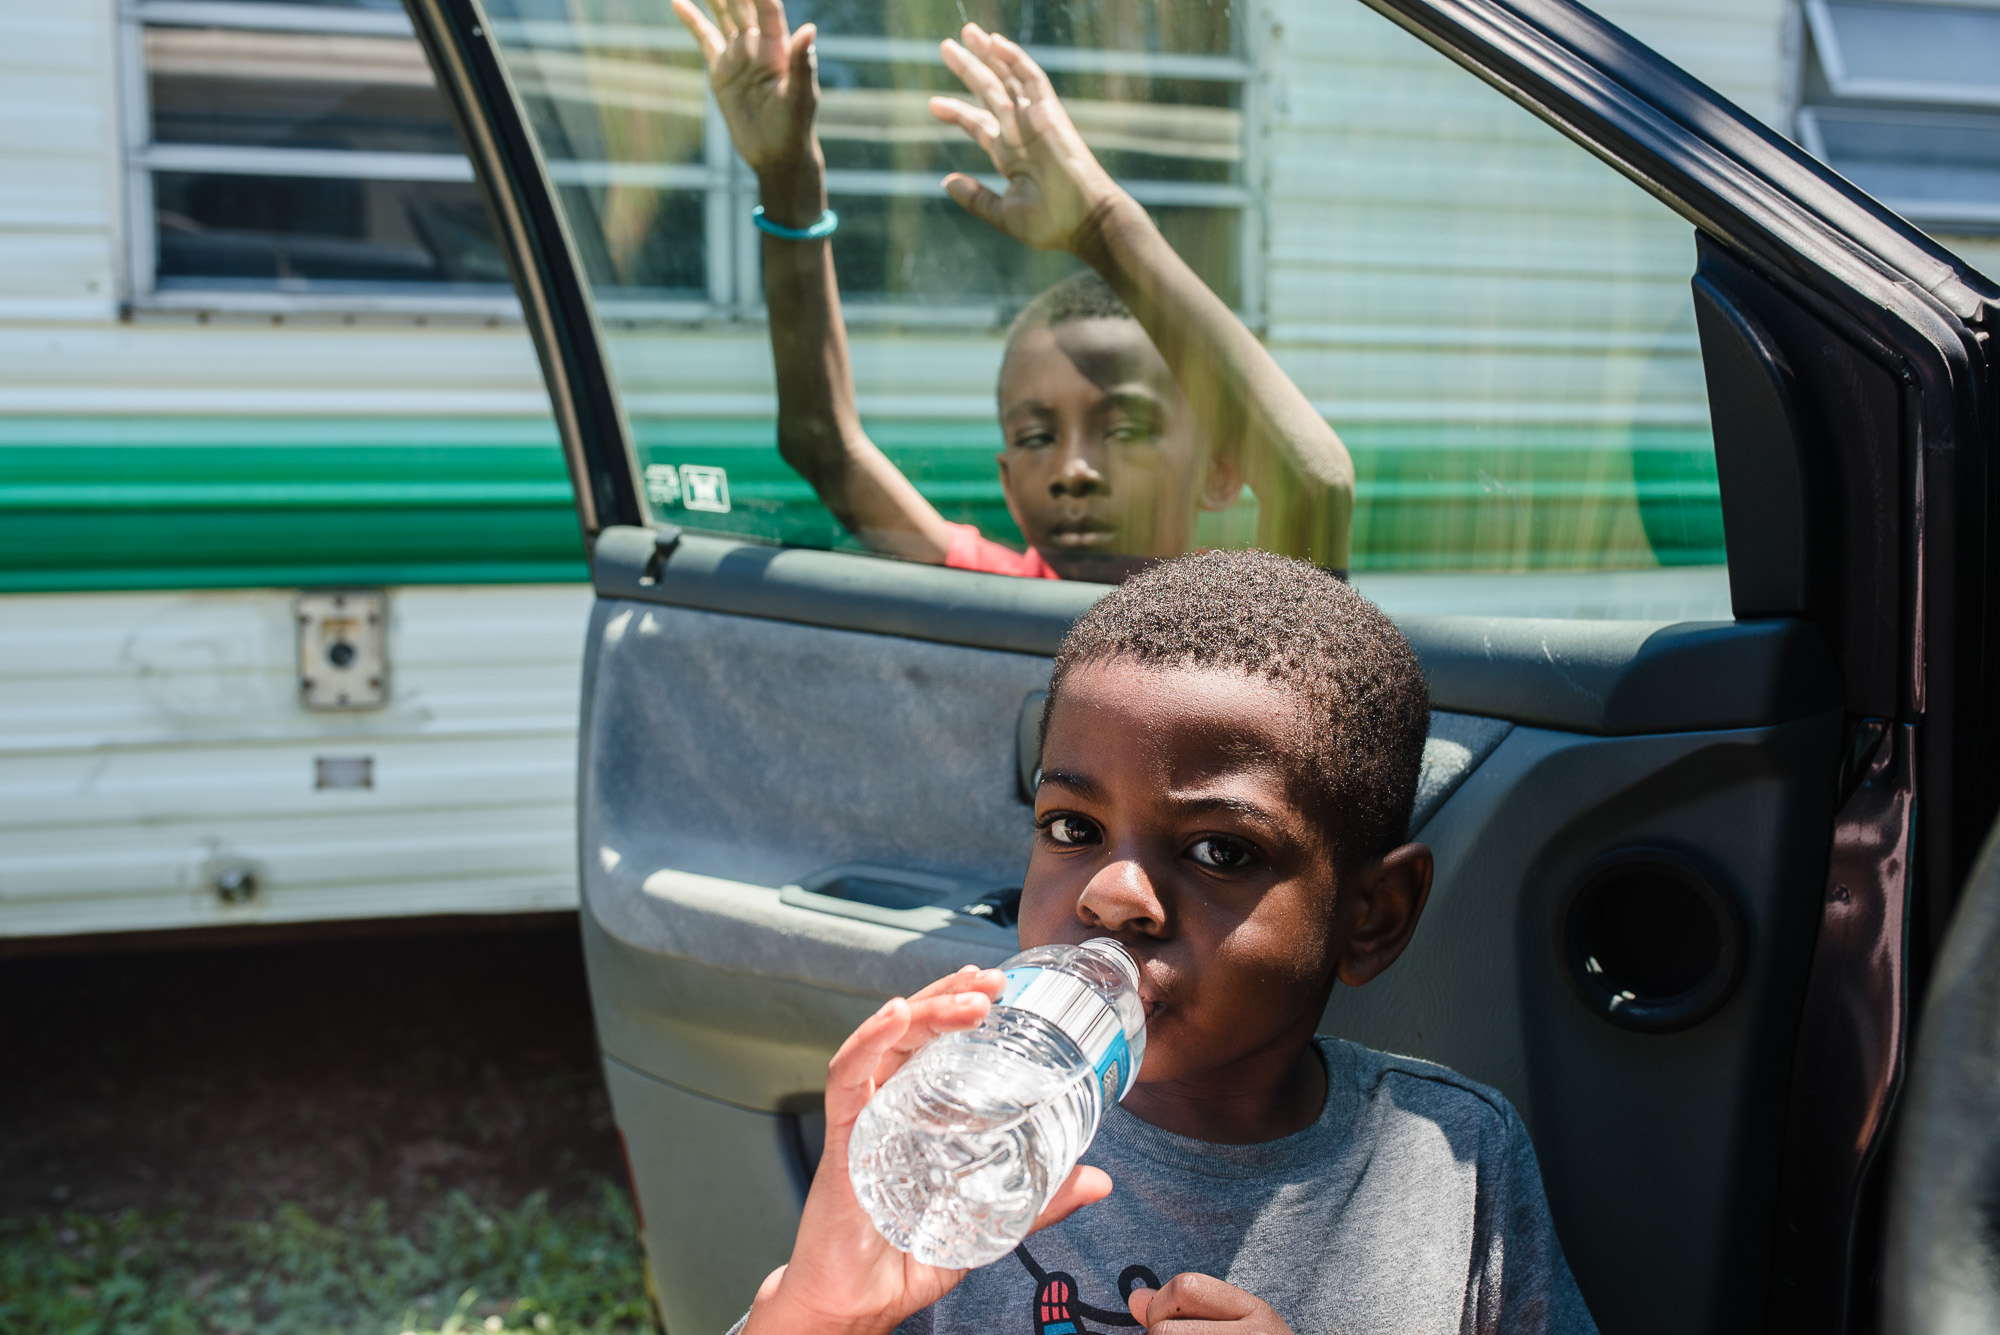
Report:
896,1037,1596,1335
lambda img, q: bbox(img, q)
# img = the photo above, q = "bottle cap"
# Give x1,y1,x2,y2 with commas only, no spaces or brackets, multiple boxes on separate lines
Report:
1080,937,1141,989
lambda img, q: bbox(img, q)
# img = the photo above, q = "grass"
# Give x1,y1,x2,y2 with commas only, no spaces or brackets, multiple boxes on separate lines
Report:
0,1181,652,1335
1,928,650,1335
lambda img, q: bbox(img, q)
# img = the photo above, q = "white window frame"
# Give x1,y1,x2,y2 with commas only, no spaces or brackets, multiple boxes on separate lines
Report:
121,0,1266,325
1790,0,2000,233
121,0,523,317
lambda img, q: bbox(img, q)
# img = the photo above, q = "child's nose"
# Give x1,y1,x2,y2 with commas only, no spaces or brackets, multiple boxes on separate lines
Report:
1048,435,1106,497
1077,858,1165,934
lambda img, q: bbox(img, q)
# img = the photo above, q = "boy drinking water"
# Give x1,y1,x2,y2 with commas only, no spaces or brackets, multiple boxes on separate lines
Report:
729,549,1597,1334
673,2,1355,582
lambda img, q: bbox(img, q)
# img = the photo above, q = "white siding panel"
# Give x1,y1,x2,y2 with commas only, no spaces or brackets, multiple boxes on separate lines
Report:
0,595,583,752
1263,267,1696,319
1267,153,1668,215
0,0,119,317
0,89,110,159
0,9,107,65
0,158,113,232
1267,226,1699,277
0,323,549,413
1278,346,1709,421
0,233,116,321
611,326,1011,419
0,585,592,938
0,867,578,938
1255,0,1753,438
0,740,573,830
1592,0,1787,127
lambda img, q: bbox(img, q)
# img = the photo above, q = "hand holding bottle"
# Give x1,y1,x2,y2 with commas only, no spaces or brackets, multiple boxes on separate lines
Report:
741,965,1114,1335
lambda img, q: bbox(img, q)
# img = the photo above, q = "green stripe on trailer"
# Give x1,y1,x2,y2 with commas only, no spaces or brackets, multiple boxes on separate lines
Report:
0,417,1721,593
1346,424,1725,570
629,419,1723,570
0,418,591,593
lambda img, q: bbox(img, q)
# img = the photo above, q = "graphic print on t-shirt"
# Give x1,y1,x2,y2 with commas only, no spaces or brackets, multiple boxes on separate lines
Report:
1015,1243,1160,1333
1033,1273,1086,1335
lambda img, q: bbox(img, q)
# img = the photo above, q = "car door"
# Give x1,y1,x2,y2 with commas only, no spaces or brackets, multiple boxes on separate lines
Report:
402,0,1998,1331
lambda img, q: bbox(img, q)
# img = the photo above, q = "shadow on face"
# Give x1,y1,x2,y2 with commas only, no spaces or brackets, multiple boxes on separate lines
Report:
996,318,1237,582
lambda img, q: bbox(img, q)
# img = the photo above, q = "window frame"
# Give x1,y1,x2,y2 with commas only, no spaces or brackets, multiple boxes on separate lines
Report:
119,0,1268,325
119,0,521,317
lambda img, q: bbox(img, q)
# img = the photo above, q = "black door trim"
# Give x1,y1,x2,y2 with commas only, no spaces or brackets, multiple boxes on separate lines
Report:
404,0,647,543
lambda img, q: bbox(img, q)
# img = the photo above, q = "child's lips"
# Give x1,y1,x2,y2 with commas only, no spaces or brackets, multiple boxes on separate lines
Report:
1045,527,1118,549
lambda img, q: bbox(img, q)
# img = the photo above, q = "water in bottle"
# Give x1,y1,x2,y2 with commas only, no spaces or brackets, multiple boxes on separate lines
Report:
848,937,1148,1269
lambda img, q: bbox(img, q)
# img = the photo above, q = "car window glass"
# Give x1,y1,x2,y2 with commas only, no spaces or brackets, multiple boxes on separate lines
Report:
484,0,1730,619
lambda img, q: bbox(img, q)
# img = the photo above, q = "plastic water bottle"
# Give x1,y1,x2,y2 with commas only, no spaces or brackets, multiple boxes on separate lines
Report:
848,938,1147,1269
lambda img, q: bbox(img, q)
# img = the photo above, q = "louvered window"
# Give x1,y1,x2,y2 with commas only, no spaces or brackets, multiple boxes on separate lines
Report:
121,0,1256,320
1795,0,2000,249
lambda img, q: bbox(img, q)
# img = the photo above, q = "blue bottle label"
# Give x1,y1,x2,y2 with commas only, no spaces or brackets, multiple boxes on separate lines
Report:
997,966,1137,1103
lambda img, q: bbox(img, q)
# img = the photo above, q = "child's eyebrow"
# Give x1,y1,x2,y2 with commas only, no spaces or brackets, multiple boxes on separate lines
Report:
1168,792,1285,824
1000,398,1053,422
1036,767,1106,801
1095,389,1167,417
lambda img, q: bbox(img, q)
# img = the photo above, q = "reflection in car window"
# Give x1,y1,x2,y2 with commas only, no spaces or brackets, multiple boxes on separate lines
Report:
487,0,1729,618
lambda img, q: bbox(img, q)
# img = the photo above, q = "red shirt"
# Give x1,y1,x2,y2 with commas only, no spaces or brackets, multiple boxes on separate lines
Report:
943,522,1061,580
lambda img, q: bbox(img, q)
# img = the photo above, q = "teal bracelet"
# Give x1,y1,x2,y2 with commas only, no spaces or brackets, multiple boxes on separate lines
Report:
752,205,839,240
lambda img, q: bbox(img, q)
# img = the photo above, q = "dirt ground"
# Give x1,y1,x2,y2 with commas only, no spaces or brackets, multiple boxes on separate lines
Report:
0,919,626,1230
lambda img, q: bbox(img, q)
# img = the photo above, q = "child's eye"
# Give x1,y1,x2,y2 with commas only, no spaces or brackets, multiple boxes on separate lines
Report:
1187,836,1258,870
1041,814,1101,846
1012,431,1055,451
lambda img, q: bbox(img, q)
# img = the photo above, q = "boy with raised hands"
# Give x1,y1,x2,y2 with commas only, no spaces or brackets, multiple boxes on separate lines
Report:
715,548,1597,1334
671,0,1354,583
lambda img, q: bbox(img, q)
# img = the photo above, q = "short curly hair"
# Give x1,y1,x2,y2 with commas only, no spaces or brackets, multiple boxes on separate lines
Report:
1004,271,1133,346
1043,549,1431,864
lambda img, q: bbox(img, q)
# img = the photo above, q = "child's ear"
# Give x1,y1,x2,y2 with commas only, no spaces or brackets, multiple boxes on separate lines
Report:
1197,449,1243,512
1333,842,1434,987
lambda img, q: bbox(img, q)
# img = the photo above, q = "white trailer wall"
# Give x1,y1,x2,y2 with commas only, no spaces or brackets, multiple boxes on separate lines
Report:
0,0,583,939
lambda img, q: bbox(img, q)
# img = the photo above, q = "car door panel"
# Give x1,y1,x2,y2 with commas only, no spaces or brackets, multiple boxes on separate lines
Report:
600,1059,809,1335
1329,711,1842,1333
578,564,1073,1335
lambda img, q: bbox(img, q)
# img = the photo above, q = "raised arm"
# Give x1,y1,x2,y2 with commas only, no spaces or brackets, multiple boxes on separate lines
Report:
929,27,1355,570
673,0,955,562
